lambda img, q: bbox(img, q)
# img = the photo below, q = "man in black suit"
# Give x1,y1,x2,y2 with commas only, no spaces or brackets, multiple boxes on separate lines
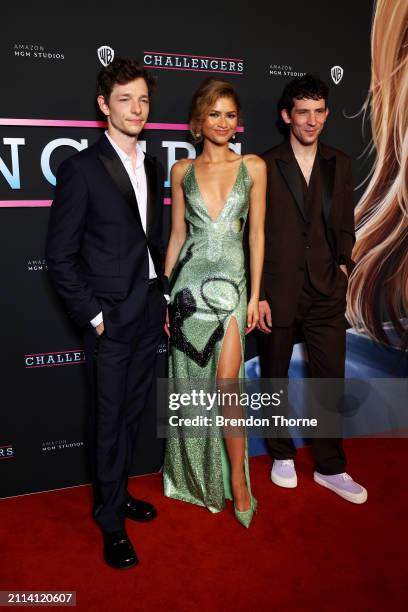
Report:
258,74,367,504
46,58,168,568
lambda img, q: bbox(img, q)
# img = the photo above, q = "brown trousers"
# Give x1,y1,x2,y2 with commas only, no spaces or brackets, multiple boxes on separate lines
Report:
259,271,347,475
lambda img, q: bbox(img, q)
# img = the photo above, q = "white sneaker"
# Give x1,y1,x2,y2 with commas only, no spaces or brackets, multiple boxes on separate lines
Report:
271,459,298,488
314,472,368,504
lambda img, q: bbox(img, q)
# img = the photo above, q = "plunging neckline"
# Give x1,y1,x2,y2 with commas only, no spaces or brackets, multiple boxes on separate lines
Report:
192,159,243,223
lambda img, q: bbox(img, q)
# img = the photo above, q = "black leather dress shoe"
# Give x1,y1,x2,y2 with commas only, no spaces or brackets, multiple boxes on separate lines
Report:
103,530,138,569
125,496,157,522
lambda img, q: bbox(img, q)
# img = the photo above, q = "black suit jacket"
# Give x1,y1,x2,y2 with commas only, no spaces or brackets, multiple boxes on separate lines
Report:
260,140,355,326
46,134,168,341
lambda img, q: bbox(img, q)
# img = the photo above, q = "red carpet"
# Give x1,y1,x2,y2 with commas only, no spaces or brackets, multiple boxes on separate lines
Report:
1,439,407,611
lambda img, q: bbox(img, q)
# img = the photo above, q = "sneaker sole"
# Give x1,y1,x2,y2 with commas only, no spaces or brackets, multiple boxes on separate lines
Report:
313,473,368,504
271,471,298,488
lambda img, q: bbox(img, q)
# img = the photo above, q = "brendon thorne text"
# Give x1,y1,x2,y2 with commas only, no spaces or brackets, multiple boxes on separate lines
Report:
168,415,318,428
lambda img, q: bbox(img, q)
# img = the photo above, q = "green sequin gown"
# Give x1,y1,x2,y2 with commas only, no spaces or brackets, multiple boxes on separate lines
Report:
163,159,253,512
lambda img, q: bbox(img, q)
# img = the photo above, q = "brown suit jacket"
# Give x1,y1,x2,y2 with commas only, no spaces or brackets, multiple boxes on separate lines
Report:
260,140,355,326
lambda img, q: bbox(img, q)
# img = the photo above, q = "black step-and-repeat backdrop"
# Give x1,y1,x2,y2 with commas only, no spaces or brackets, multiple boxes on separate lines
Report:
0,0,376,497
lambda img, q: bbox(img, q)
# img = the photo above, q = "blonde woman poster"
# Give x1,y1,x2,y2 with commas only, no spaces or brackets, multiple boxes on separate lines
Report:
346,0,408,377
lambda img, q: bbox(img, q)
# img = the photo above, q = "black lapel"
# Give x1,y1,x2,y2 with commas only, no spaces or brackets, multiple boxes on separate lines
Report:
97,138,144,230
319,154,336,225
276,155,307,222
144,155,157,241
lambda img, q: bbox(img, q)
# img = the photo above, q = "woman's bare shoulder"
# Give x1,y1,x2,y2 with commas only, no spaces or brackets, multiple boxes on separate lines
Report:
171,158,193,180
242,154,267,178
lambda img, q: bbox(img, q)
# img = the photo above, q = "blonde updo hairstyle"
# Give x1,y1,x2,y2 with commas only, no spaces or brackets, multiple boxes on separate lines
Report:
189,78,241,144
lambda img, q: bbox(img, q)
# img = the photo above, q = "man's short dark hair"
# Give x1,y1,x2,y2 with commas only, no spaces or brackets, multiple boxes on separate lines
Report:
96,58,156,102
278,74,329,115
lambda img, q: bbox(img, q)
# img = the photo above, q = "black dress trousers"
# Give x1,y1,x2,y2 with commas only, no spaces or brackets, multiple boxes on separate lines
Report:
83,283,166,533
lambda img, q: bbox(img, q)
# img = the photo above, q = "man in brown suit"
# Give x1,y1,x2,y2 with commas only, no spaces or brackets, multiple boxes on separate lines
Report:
258,74,367,504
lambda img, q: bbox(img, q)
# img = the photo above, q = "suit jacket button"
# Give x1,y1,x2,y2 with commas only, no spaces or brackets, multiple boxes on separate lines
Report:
306,245,311,249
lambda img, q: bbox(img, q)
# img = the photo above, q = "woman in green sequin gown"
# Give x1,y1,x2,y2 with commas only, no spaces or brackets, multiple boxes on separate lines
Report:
163,79,266,525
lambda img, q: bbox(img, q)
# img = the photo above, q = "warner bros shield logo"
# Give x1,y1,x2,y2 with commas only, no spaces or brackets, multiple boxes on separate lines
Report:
331,65,344,85
97,46,114,66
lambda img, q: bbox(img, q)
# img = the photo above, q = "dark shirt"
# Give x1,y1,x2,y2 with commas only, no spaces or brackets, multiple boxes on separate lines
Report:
296,151,337,295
